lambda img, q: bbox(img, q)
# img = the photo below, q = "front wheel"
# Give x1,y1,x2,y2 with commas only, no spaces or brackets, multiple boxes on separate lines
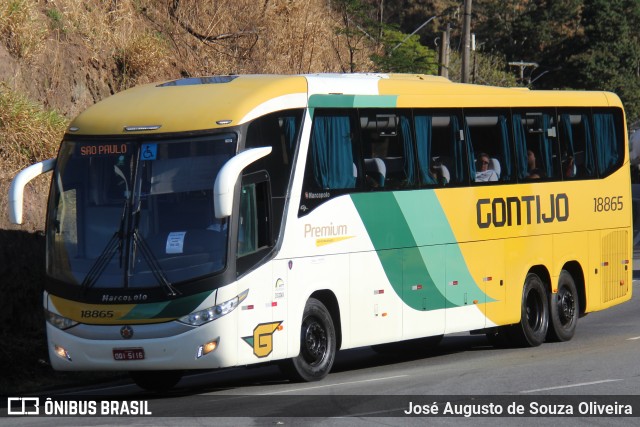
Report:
547,270,579,342
511,273,549,347
280,298,336,382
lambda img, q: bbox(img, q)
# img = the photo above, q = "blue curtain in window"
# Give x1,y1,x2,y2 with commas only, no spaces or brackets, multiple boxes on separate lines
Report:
560,114,575,158
539,114,553,177
593,113,618,175
282,116,298,152
311,115,355,189
499,116,511,180
400,116,417,185
415,115,435,184
512,114,528,179
582,114,595,176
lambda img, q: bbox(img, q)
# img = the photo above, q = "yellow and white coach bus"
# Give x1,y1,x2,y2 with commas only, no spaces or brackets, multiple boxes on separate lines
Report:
9,74,632,390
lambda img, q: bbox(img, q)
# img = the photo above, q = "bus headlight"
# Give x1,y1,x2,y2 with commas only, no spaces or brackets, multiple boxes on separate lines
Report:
45,309,79,330
179,289,248,326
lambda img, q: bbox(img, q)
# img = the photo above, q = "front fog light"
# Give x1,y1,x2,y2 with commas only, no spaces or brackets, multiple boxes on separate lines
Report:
54,344,72,361
196,338,220,359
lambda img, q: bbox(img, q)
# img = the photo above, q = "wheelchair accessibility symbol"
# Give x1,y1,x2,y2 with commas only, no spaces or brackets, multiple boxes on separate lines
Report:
140,144,157,160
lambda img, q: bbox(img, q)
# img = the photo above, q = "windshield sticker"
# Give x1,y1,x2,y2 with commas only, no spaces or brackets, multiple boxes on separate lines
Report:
140,143,157,160
166,231,187,254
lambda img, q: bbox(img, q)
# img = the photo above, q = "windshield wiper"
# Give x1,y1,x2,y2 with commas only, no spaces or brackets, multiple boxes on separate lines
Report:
82,165,129,290
130,199,181,298
132,230,182,297
81,201,127,290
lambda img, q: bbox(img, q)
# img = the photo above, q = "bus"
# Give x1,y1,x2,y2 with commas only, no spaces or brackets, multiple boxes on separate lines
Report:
9,73,632,391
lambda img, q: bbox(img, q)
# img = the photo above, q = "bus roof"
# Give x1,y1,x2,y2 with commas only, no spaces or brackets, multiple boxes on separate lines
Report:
67,74,623,136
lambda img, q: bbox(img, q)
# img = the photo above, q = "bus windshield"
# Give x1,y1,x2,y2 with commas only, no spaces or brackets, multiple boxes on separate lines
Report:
47,133,237,289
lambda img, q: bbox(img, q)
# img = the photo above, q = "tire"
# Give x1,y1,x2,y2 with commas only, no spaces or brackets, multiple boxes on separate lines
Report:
371,335,443,355
280,298,336,382
511,273,549,347
130,370,182,392
547,270,579,342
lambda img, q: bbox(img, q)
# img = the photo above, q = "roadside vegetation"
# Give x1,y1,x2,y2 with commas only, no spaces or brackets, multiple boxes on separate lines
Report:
1,0,638,395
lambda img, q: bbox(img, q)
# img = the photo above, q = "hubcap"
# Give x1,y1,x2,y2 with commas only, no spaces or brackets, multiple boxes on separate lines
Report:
301,318,327,366
557,288,575,326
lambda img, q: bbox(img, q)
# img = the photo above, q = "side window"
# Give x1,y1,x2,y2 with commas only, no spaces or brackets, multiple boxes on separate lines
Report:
512,110,560,181
593,108,625,177
558,109,596,179
246,109,303,239
420,110,468,186
245,109,303,198
359,110,417,190
237,172,271,275
465,110,512,184
300,110,359,216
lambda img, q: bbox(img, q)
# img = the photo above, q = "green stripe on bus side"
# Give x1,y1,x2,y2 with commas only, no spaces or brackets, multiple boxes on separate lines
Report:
308,94,398,109
351,191,492,311
121,290,213,320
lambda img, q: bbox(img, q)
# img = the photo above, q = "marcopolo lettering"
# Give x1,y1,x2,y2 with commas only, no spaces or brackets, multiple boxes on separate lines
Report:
476,193,569,229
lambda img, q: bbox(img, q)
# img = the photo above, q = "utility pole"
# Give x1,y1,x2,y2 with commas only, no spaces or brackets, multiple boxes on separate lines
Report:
508,61,538,85
439,24,450,78
461,0,472,83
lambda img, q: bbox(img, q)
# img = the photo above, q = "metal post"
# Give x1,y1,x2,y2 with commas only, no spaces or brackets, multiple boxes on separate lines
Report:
461,0,472,83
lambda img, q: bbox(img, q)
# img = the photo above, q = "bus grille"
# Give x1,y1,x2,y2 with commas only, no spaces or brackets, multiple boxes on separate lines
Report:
601,230,629,303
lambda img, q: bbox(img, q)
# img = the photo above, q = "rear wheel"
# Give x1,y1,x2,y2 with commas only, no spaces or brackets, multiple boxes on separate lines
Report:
547,270,579,342
280,298,336,382
130,370,182,392
511,273,549,347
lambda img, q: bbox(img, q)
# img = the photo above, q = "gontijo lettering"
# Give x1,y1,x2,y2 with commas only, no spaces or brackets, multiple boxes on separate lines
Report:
476,193,569,229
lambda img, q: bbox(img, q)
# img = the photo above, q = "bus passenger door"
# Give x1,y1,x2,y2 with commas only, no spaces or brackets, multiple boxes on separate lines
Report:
235,172,286,365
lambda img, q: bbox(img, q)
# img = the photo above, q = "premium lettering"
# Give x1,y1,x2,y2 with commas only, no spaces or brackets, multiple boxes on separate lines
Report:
476,193,569,229
304,223,348,238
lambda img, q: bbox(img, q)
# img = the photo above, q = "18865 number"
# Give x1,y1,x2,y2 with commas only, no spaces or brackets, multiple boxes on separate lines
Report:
594,196,623,212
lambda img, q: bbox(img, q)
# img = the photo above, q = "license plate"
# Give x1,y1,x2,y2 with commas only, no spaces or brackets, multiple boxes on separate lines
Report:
113,348,145,361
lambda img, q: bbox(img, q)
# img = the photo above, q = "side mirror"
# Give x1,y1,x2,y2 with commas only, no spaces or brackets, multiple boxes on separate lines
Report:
213,147,272,218
8,158,56,224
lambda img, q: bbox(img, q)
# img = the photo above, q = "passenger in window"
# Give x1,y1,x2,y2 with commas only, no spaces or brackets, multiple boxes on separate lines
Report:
475,153,498,182
563,155,575,178
527,150,542,179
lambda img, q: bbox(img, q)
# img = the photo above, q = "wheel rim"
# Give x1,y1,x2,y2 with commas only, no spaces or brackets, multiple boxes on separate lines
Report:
301,317,328,366
525,289,544,331
556,287,576,326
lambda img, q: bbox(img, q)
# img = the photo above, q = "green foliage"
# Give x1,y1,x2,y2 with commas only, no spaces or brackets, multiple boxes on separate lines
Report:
45,7,65,33
0,83,67,167
564,0,640,121
371,28,438,74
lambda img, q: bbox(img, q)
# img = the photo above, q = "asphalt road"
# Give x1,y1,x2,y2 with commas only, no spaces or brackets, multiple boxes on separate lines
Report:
4,279,639,426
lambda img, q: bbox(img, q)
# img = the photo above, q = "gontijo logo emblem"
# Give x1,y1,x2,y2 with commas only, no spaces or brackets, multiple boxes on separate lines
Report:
242,321,282,358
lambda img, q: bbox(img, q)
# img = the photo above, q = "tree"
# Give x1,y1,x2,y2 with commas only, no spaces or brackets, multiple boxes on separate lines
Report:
565,0,640,121
370,28,439,74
